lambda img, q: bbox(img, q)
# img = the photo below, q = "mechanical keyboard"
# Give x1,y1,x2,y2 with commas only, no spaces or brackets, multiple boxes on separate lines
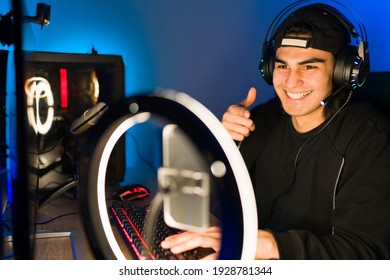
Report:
110,200,214,260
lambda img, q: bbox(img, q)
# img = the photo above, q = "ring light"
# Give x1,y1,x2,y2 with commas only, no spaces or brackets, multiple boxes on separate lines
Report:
78,89,257,260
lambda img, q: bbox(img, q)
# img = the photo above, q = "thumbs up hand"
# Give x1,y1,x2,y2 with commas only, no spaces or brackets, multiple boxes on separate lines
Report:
222,87,257,141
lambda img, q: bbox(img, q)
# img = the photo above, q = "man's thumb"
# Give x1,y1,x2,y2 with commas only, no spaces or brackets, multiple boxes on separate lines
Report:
239,87,257,108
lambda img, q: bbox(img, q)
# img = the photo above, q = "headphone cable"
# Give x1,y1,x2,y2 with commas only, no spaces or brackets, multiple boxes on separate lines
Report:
294,89,353,167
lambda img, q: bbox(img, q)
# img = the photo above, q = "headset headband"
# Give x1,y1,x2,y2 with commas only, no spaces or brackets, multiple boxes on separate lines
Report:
265,0,367,47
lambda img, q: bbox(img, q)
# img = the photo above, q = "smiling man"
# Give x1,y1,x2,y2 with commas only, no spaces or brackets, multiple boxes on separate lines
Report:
273,47,334,132
162,3,390,259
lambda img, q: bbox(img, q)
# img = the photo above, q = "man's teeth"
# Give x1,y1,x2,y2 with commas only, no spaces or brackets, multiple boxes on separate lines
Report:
286,91,311,100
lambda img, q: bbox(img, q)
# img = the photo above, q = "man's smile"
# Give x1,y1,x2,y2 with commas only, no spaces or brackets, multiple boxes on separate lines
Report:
286,90,312,100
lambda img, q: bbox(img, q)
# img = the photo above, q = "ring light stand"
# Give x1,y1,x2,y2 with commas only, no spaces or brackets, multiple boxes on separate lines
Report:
78,89,257,260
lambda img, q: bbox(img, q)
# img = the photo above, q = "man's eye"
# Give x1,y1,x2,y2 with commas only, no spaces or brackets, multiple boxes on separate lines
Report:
304,65,317,70
276,64,288,69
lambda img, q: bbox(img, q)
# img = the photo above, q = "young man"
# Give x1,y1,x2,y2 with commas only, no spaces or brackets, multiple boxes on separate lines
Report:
161,3,390,259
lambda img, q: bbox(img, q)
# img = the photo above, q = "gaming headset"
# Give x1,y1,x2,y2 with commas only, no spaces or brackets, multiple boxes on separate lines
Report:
259,0,370,90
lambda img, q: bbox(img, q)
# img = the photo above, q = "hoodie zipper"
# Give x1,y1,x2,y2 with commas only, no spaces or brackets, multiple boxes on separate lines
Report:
331,157,345,235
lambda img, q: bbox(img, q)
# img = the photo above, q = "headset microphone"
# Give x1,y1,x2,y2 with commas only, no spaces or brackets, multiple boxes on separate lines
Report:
320,84,347,106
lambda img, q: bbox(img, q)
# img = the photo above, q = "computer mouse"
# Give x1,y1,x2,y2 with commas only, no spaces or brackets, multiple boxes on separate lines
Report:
112,184,150,201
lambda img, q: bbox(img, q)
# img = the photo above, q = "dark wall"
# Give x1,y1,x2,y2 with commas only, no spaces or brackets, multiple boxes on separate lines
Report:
7,0,390,118
1,0,389,185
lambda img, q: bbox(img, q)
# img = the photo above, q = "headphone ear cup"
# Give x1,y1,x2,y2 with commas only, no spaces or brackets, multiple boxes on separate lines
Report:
259,46,275,85
333,46,354,87
333,45,369,89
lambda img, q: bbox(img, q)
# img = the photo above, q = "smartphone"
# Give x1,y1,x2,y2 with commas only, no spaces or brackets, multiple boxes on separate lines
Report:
158,124,210,232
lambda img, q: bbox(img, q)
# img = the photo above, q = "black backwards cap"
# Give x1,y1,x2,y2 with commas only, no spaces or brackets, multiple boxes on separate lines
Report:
273,6,351,55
